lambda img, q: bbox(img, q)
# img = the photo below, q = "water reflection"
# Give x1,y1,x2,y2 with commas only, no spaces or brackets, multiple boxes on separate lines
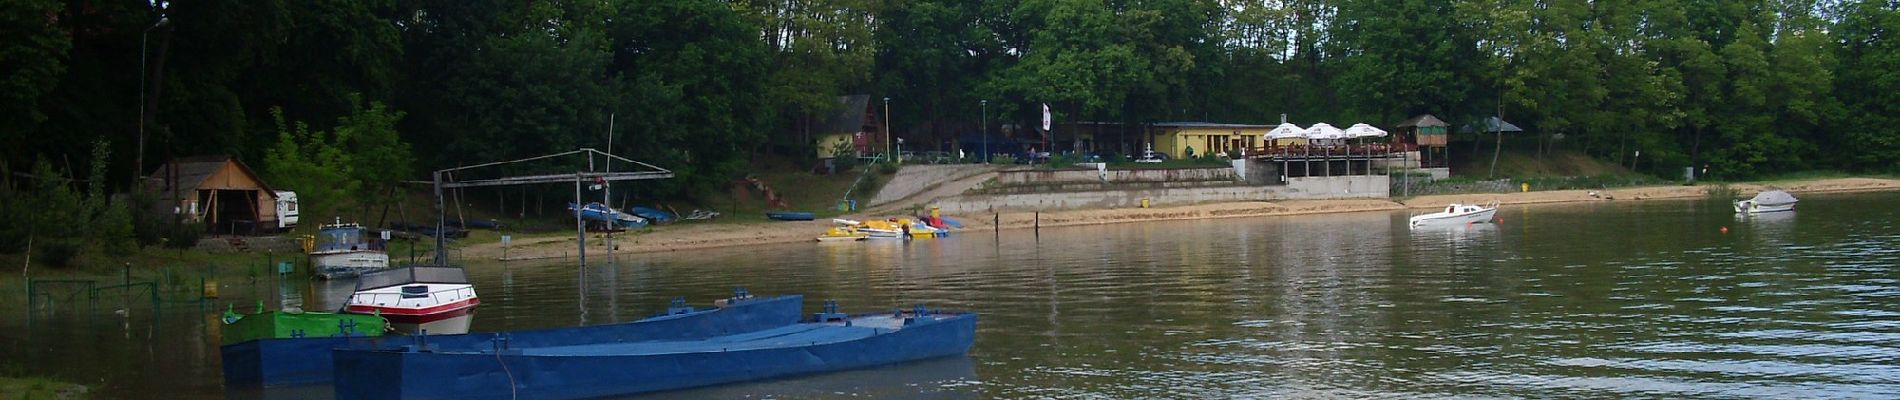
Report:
640,356,980,400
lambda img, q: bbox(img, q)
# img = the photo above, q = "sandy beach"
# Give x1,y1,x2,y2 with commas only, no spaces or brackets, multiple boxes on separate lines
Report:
461,177,1900,261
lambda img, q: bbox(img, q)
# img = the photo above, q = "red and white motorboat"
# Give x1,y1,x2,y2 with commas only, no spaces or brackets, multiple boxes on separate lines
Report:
344,266,479,329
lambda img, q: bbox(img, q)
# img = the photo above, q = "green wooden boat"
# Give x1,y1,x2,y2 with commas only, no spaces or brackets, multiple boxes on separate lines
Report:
220,304,386,345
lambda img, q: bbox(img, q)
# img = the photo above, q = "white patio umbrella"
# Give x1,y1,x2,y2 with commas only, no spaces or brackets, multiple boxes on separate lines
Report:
1304,123,1347,140
1344,123,1388,138
1344,123,1391,175
1266,123,1306,139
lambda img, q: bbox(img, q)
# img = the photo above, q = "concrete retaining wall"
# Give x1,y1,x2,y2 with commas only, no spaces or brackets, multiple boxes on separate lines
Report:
1285,175,1389,199
994,166,1234,186
868,164,1003,207
935,175,1389,214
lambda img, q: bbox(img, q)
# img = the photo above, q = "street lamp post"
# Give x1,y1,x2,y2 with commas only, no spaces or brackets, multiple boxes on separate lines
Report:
138,17,170,180
882,97,891,162
980,100,988,164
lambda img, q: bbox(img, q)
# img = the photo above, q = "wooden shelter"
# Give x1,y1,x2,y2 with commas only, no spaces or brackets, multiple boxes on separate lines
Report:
1396,114,1451,168
144,155,281,235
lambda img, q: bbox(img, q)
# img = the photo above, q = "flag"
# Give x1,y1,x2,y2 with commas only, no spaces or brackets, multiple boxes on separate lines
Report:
1041,103,1052,132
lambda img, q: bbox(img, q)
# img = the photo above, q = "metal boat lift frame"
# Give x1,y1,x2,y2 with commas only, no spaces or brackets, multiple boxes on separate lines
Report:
430,148,673,266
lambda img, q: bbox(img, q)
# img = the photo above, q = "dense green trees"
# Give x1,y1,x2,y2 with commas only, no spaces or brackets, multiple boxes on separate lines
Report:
4,0,1900,211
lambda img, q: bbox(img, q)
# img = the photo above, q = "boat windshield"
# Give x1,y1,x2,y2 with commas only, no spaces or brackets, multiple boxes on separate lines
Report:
318,227,363,248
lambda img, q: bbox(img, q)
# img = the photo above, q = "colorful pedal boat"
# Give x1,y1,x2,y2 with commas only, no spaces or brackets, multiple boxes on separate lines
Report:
221,293,803,388
332,304,978,400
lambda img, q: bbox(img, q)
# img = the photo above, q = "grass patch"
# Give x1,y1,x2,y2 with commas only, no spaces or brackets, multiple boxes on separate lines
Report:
0,376,89,400
1452,150,1632,178
692,157,887,220
1739,170,1855,183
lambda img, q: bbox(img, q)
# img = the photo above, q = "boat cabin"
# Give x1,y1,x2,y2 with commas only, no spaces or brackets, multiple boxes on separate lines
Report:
314,221,382,253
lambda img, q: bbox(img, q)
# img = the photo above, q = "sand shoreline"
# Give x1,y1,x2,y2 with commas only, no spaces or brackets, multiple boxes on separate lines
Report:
460,177,1900,261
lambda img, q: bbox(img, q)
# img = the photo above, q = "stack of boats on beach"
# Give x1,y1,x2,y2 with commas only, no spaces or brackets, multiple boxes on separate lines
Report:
220,289,977,399
819,216,959,242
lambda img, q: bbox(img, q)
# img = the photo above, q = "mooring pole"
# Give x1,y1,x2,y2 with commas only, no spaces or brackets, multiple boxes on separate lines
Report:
575,173,586,266
605,117,615,265
432,170,447,265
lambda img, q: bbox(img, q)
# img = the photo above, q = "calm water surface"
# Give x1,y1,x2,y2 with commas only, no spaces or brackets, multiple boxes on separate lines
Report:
4,192,1899,399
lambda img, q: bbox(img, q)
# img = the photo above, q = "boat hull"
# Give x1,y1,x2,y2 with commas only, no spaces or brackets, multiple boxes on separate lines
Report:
333,312,978,400
1409,207,1497,227
221,295,804,388
309,250,390,279
1735,200,1796,214
816,235,866,242
346,297,480,325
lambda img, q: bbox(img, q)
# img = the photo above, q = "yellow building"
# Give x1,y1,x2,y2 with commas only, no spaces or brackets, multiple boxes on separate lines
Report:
1149,122,1285,159
813,95,880,160
814,132,856,159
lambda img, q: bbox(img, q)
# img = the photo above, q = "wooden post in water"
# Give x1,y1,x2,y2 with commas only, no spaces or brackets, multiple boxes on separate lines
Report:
575,173,585,266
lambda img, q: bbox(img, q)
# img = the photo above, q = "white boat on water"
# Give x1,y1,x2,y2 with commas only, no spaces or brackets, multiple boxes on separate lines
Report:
345,265,479,334
1735,190,1798,214
309,219,389,280
1409,202,1499,228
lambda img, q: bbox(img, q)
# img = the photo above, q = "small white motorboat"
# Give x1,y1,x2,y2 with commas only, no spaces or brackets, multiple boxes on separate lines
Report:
1409,202,1499,228
1734,190,1797,214
344,266,479,334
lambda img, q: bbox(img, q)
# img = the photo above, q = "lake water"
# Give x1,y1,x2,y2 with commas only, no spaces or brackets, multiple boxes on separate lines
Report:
4,192,1898,399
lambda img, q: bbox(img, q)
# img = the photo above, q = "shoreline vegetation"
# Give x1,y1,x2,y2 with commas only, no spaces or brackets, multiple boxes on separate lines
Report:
457,177,1900,262
0,376,89,400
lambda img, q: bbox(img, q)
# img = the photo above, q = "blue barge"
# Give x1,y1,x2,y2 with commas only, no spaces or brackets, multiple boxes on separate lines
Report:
332,304,978,399
222,293,802,387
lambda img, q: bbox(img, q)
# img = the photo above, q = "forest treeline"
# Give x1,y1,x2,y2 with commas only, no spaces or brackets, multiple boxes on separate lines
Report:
5,0,1900,197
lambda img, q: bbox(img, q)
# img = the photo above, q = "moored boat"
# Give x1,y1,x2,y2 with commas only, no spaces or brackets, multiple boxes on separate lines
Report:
308,220,390,280
222,291,803,388
332,302,977,400
630,206,676,224
568,202,649,229
344,266,480,330
816,227,868,242
766,211,817,221
1409,202,1498,228
221,306,386,345
1734,190,1797,214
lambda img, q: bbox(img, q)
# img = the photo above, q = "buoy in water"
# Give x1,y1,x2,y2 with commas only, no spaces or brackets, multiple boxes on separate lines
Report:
1720,226,1729,234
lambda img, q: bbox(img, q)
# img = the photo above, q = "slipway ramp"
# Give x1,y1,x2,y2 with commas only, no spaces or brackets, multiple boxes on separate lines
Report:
865,164,1006,212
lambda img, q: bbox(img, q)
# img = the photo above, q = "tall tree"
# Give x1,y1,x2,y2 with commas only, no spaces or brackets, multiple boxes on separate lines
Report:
1834,0,1900,172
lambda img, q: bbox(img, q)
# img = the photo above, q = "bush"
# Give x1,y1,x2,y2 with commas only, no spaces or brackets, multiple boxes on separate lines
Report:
830,141,859,171
128,191,168,247
163,222,204,249
0,190,23,253
878,162,899,175
97,201,137,256
1042,153,1080,169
